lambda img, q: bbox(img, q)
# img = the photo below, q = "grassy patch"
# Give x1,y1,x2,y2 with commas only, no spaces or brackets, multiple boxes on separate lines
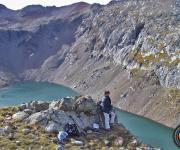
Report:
131,48,179,68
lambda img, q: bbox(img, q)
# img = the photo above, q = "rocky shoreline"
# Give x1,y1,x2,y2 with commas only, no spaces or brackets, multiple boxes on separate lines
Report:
0,96,161,150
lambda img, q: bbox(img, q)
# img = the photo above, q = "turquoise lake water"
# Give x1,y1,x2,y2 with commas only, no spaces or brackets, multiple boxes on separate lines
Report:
0,81,79,108
116,109,179,150
0,81,179,150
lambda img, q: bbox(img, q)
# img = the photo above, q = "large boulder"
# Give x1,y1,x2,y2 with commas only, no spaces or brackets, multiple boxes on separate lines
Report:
49,110,74,125
75,96,96,113
27,112,48,126
12,111,29,121
67,112,97,129
18,101,49,112
58,97,75,111
49,100,61,109
26,108,98,131
32,101,49,112
12,97,99,133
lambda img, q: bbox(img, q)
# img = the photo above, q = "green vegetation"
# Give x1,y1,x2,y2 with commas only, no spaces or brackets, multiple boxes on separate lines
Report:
132,47,179,68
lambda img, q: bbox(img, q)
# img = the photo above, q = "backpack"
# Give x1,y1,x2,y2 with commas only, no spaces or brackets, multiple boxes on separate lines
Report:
64,123,79,136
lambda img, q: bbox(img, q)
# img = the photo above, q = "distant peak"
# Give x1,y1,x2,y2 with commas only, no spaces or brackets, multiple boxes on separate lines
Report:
72,2,90,10
75,2,90,5
20,5,46,16
22,5,44,11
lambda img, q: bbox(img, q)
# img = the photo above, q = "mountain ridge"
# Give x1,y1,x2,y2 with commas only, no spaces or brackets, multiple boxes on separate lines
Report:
0,0,179,128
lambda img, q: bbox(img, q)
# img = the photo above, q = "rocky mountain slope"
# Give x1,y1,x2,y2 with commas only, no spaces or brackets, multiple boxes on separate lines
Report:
0,0,179,127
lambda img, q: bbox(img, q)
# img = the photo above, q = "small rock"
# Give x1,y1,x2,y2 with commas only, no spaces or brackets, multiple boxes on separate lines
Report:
56,145,64,150
28,146,32,150
114,137,124,147
23,109,33,115
5,116,12,120
140,143,149,147
18,104,27,111
73,85,77,88
51,137,58,144
104,139,111,146
127,145,136,150
8,132,15,140
87,130,93,134
16,140,21,146
12,111,29,121
4,125,13,134
22,128,30,135
0,128,5,135
31,134,39,142
129,139,139,147
71,140,84,145
119,148,126,150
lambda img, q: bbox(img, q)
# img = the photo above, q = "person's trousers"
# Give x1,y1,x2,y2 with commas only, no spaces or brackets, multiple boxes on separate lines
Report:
103,111,115,129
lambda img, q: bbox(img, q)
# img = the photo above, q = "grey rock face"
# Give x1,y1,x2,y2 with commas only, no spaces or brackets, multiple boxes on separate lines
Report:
0,0,179,90
74,0,180,89
156,67,180,89
0,3,89,74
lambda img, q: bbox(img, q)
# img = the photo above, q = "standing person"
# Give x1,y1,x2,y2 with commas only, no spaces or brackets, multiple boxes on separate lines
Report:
101,91,115,130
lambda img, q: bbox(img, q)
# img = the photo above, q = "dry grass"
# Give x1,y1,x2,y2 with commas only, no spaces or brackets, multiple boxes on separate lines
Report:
0,107,137,150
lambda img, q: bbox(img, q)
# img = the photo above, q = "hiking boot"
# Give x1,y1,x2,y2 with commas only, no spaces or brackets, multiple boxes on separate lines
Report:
110,123,115,129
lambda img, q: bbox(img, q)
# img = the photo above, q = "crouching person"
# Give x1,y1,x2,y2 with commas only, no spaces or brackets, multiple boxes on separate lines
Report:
101,90,115,130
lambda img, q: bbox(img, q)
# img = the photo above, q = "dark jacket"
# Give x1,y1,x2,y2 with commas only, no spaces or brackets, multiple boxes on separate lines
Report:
101,96,112,113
